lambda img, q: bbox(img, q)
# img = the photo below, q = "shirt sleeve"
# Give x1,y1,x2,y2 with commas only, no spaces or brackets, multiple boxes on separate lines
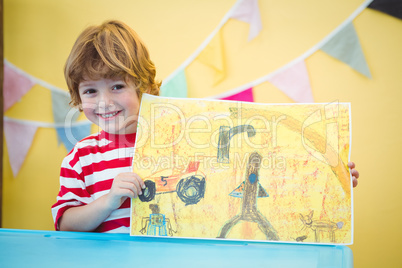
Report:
51,147,92,230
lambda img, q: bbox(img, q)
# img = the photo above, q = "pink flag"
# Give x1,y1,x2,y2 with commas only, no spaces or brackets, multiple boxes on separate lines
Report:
4,120,38,177
221,88,254,102
230,0,262,41
267,61,314,103
3,62,35,111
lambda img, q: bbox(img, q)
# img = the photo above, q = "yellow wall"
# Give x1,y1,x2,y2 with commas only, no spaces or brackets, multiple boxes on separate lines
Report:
3,0,402,267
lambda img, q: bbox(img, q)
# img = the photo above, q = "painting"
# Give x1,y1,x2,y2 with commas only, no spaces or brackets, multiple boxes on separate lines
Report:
130,94,352,245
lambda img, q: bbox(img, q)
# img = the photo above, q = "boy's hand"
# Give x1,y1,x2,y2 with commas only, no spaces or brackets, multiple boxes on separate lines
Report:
105,172,145,210
348,162,360,188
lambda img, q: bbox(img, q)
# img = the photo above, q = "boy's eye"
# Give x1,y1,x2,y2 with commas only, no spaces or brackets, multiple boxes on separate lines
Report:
83,89,96,95
112,84,124,90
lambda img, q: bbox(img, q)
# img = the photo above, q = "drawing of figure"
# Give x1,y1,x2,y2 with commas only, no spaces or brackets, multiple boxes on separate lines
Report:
299,210,344,243
217,152,279,241
140,204,176,236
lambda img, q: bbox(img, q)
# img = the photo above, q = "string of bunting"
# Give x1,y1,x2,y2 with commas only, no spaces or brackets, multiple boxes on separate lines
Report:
160,0,373,102
3,60,92,176
3,0,375,177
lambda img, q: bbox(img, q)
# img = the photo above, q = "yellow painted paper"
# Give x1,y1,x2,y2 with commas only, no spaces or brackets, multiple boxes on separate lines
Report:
131,94,352,245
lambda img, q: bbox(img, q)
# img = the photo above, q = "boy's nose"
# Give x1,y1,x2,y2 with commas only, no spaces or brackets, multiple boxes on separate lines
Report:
98,94,116,111
98,100,116,111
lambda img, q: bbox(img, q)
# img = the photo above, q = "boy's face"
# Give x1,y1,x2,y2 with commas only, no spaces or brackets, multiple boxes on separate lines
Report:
78,78,140,135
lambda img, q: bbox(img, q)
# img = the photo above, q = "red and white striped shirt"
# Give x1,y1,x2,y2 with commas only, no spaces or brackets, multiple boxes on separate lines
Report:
51,131,136,233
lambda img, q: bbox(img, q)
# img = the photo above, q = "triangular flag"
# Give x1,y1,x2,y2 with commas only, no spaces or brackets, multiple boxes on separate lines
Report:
321,22,371,78
3,62,35,111
51,91,80,124
196,31,226,85
160,69,188,98
56,124,92,152
221,88,254,102
267,61,314,103
230,0,262,41
369,0,402,20
4,120,38,177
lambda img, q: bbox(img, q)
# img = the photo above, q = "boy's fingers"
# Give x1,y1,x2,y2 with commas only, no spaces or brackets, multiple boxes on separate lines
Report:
348,162,355,169
132,173,146,189
115,173,144,193
118,181,140,197
130,181,142,196
352,169,359,179
123,189,136,199
119,173,143,190
353,177,358,188
129,178,141,194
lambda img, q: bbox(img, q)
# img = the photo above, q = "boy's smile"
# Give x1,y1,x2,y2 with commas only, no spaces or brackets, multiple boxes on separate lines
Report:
78,78,140,135
97,110,121,119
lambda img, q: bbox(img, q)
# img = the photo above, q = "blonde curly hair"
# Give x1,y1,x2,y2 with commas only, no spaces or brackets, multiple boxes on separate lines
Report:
64,20,160,110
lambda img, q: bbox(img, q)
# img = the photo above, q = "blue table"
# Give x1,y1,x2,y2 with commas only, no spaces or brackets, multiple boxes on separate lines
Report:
0,229,352,267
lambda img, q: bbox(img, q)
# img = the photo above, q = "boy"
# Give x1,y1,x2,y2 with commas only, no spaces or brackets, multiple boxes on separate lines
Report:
51,20,160,233
52,20,360,233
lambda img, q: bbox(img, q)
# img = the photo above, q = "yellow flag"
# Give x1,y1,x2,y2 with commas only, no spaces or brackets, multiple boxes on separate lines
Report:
196,31,226,85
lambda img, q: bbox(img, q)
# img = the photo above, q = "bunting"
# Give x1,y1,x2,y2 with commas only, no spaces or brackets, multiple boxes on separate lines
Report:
196,31,226,85
161,0,262,92
3,0,375,177
229,0,262,41
207,0,373,101
160,69,188,98
51,91,80,124
4,120,38,177
3,117,92,176
3,62,35,111
3,60,92,177
321,22,371,78
369,0,402,19
56,124,92,152
267,61,314,103
220,87,254,102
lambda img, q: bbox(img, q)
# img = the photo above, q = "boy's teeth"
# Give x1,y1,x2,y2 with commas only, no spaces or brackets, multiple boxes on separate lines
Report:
100,111,119,118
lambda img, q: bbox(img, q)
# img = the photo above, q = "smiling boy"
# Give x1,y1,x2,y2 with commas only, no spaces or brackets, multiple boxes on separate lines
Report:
51,20,160,233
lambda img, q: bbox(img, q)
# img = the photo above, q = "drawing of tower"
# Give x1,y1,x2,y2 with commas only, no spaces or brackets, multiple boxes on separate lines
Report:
217,152,279,241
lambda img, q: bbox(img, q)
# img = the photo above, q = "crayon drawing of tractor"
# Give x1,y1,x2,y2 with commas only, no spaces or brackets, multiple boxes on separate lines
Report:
139,161,206,206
